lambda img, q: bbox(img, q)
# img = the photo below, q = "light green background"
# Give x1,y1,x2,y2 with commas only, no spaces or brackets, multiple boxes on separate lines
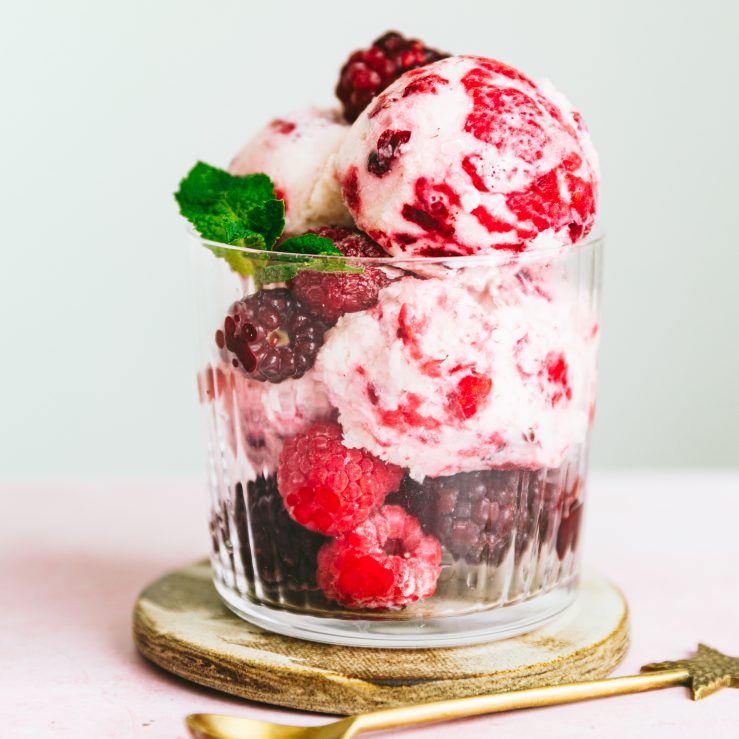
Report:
1,0,737,476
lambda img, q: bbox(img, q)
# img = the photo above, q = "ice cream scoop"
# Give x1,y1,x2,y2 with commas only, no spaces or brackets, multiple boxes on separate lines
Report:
335,56,599,257
316,274,596,480
230,108,353,235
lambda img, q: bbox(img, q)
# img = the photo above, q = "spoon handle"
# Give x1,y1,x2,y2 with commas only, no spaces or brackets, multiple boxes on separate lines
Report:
354,669,690,734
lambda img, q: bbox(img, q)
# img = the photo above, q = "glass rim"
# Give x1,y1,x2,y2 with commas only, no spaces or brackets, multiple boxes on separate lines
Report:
186,226,604,266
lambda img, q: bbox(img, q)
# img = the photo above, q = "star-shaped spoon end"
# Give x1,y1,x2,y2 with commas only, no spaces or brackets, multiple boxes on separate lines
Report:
641,643,739,700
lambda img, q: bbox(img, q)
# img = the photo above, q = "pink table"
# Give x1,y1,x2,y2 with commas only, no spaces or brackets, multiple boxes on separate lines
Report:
3,471,738,738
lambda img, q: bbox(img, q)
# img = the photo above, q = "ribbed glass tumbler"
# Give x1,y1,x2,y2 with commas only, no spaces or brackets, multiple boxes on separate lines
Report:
191,234,603,647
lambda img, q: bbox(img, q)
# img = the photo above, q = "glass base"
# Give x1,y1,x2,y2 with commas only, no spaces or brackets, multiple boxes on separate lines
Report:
214,576,579,648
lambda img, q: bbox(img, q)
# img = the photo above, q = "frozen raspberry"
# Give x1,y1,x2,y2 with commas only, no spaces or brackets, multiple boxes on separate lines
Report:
317,505,442,609
277,421,403,535
232,476,328,594
289,227,392,324
215,288,327,383
336,31,449,122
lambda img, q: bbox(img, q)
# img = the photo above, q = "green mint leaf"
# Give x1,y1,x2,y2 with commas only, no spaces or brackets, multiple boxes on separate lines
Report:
175,162,285,257
257,233,360,284
256,262,303,284
275,234,343,256
206,243,269,277
301,258,364,275
256,256,363,285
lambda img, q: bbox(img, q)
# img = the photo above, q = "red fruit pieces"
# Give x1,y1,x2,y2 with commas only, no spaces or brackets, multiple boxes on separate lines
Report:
277,421,403,536
544,352,572,406
290,227,392,324
451,373,493,419
317,505,442,609
336,31,449,122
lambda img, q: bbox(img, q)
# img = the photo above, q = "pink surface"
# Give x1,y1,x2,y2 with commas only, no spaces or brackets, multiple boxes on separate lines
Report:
2,471,737,738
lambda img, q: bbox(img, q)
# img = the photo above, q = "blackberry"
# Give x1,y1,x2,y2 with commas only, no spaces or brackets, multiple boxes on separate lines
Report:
216,288,327,383
289,227,392,324
336,31,449,122
232,475,328,594
390,469,548,566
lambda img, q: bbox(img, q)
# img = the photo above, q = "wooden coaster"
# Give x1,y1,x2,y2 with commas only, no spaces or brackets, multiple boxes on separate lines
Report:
133,561,628,714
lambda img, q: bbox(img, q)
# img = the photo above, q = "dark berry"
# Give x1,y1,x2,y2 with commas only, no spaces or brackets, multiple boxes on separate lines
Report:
390,469,548,566
232,476,328,594
317,505,442,609
277,420,403,536
555,478,583,559
336,31,449,122
216,288,327,383
289,227,392,324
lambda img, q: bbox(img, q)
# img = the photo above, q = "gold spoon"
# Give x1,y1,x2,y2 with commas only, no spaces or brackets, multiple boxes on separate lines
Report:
186,644,738,739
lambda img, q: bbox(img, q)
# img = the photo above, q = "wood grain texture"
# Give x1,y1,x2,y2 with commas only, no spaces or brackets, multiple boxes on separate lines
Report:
133,561,628,714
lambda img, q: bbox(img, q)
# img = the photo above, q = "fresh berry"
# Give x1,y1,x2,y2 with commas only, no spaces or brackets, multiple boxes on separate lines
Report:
277,421,403,535
289,227,392,324
390,469,557,566
215,288,327,383
390,470,516,565
317,505,442,609
336,31,449,122
232,476,328,594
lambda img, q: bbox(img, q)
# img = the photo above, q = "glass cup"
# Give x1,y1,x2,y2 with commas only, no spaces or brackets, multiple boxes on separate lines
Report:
190,233,603,647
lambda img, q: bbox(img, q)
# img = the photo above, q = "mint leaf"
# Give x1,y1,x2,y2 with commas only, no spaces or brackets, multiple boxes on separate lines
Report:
208,245,270,277
257,256,363,285
275,234,343,256
256,231,364,284
256,262,304,284
175,162,286,275
176,162,366,283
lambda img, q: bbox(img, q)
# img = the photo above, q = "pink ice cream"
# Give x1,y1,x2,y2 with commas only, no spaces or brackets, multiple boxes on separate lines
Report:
230,108,353,235
200,364,332,473
335,56,599,257
316,275,597,480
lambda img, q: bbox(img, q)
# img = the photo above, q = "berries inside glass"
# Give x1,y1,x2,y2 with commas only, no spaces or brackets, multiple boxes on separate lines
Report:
194,236,602,647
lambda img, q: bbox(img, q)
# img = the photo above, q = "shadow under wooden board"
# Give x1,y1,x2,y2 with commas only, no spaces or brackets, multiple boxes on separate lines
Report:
133,561,628,714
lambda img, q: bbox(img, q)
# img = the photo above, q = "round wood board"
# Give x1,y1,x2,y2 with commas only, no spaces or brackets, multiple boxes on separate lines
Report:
133,561,628,714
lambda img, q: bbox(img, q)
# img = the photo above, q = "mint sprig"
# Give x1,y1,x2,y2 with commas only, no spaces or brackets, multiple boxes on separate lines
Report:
176,162,284,248
175,162,364,283
256,233,362,283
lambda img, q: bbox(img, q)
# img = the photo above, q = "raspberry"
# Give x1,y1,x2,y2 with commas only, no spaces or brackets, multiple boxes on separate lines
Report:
336,31,449,122
277,421,403,535
317,505,442,609
215,288,327,383
231,476,328,595
390,470,548,566
289,227,392,324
